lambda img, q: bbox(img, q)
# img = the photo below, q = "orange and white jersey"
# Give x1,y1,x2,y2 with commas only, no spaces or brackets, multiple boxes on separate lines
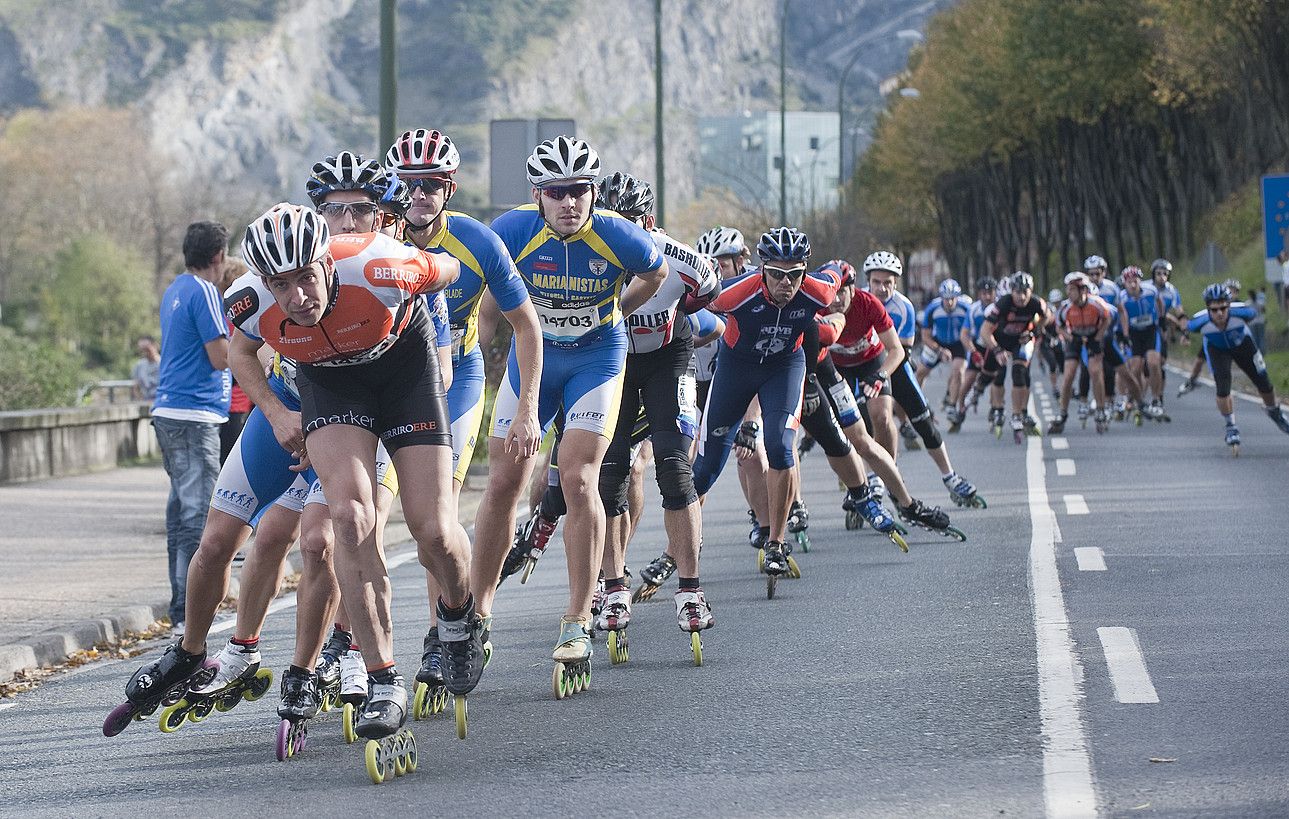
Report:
225,232,456,366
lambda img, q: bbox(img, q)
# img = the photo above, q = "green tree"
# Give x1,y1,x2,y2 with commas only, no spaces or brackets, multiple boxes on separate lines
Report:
0,325,84,410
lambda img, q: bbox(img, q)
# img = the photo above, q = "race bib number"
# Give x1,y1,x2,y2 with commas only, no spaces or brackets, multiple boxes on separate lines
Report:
538,304,600,337
676,373,698,439
1254,350,1266,372
1129,314,1154,329
451,327,467,357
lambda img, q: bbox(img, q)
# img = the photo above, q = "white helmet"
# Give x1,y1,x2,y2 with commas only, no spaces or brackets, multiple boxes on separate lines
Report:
525,135,601,186
385,128,460,175
1083,254,1107,271
241,203,330,277
862,250,903,277
696,226,745,257
996,275,1013,296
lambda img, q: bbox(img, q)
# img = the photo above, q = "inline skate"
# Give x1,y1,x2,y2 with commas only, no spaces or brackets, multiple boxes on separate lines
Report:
103,644,216,737
897,499,967,542
632,553,676,603
675,589,713,666
158,639,272,732
275,666,320,762
842,488,907,553
551,617,592,700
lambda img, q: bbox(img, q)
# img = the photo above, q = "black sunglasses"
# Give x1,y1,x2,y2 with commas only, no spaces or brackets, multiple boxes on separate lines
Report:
541,182,593,201
406,177,449,194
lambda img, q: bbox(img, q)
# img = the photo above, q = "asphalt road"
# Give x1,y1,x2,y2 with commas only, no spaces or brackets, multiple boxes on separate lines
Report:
1,367,1286,818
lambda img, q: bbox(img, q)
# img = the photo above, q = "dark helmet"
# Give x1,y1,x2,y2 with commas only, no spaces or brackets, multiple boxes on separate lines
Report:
595,171,655,216
756,227,811,263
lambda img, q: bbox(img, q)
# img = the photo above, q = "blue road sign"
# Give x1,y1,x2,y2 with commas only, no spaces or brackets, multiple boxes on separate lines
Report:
1262,174,1289,281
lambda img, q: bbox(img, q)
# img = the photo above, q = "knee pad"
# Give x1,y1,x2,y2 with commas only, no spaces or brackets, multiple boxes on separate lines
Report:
913,416,943,450
655,452,698,510
597,457,631,517
542,480,568,518
1011,361,1030,388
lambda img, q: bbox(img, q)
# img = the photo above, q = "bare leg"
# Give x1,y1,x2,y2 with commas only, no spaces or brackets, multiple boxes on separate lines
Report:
179,510,253,655
234,503,300,641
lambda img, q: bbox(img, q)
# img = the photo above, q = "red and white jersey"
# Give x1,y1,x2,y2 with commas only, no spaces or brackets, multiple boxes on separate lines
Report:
625,229,720,354
827,288,893,367
225,232,455,366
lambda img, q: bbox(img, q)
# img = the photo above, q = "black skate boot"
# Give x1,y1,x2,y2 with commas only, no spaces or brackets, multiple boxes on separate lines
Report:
412,627,448,720
437,598,486,697
1048,413,1067,435
356,670,408,741
275,667,319,761
1267,406,1289,435
898,499,966,542
315,625,351,710
104,643,216,737
633,553,676,602
787,499,810,552
499,503,558,586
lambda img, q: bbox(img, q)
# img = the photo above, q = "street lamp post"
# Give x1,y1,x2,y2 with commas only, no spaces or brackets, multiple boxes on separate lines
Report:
654,0,665,226
779,0,788,225
837,47,865,203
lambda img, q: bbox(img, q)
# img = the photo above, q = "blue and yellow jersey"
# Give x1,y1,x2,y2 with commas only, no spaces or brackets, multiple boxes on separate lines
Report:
490,205,663,348
418,211,530,363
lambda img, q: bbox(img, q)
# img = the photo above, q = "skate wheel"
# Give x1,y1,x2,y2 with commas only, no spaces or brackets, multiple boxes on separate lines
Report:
973,496,988,509
756,549,765,572
103,702,137,737
691,631,703,667
435,686,449,715
411,682,429,721
188,697,214,723
246,668,274,701
520,558,536,584
766,574,776,600
946,526,968,543
796,531,810,553
342,702,357,744
454,695,467,740
1231,444,1240,458
365,739,387,784
845,510,860,531
581,664,592,691
276,719,293,761
787,556,801,579
158,700,189,733
890,531,909,553
393,739,408,777
552,664,568,700
404,730,418,773
607,630,629,665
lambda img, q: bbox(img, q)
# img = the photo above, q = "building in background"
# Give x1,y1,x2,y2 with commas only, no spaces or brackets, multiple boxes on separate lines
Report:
698,111,841,223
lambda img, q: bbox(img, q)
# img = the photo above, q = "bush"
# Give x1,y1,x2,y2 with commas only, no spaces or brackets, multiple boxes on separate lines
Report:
0,325,85,410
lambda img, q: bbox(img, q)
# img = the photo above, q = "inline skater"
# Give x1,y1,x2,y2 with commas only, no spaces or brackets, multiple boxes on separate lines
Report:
954,277,996,429
1041,289,1065,393
230,201,477,754
1117,265,1173,421
1186,283,1289,452
587,172,719,648
1150,259,1184,394
384,128,543,708
979,271,1052,443
858,252,984,508
1048,273,1113,434
1083,256,1143,419
480,136,667,695
914,279,972,427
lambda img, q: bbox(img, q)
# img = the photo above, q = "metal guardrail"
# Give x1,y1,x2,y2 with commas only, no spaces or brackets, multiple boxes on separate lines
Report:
75,380,139,405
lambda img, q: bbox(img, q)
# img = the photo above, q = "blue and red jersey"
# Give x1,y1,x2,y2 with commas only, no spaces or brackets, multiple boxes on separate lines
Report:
710,269,842,362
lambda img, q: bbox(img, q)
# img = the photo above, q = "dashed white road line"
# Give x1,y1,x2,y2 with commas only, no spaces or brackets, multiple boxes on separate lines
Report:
1055,458,1076,476
1026,398,1098,817
0,703,15,713
1073,547,1107,571
1050,437,1070,450
1063,494,1089,515
1097,627,1160,704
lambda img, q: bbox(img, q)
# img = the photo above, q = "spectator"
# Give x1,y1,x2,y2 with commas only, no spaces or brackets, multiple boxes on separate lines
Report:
1280,249,1289,316
217,257,253,464
152,220,231,638
1250,286,1268,352
131,335,160,401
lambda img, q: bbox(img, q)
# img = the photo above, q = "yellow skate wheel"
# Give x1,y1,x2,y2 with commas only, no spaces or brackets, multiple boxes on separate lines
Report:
691,631,703,667
787,556,801,579
343,702,357,744
581,665,591,691
404,731,418,773
891,531,909,553
245,668,274,701
552,663,567,699
365,739,386,784
435,686,449,715
412,682,429,721
521,558,536,584
757,549,765,572
454,695,468,740
607,630,626,665
393,736,408,777
158,701,188,733
187,698,214,723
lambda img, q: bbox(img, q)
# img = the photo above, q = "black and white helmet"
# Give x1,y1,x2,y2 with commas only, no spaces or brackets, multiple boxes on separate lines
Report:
241,203,330,278
756,227,811,263
595,171,654,216
862,250,903,277
525,136,601,186
1011,271,1035,292
306,151,386,205
696,226,746,257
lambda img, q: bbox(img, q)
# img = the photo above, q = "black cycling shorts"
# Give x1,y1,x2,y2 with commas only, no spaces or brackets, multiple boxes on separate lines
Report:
298,305,451,452
1063,334,1103,360
1129,326,1161,358
1207,337,1272,398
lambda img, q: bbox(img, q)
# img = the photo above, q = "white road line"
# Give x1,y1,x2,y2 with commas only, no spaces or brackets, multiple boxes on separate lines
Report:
1055,459,1076,476
1050,437,1070,450
1098,627,1160,704
1063,495,1089,515
1026,397,1098,817
0,703,14,713
1073,547,1106,571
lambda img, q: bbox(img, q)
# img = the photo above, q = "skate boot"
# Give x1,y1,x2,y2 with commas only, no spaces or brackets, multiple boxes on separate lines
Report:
898,499,966,542
843,488,908,553
412,627,447,720
1094,408,1110,434
899,420,922,449
338,648,368,744
1177,377,1197,397
946,406,963,433
1225,421,1241,456
633,553,676,603
1267,406,1289,435
438,598,485,741
1048,413,1067,435
357,670,417,784
551,616,592,700
160,639,273,730
275,666,320,761
1076,399,1090,428
501,503,558,586
104,643,216,737
596,586,631,665
1150,399,1170,422
1011,413,1026,444
675,589,713,665
746,510,761,548
866,471,886,506
1113,396,1128,421
990,407,1006,438
590,575,607,630
315,625,351,710
1024,413,1041,436
944,474,987,509
787,499,810,552
963,384,980,413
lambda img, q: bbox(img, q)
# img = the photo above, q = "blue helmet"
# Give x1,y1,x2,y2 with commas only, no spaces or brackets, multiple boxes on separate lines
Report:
756,227,811,263
1202,283,1231,304
938,278,962,298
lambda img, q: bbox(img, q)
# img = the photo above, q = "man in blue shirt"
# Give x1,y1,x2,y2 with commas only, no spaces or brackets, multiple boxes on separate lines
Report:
152,221,232,637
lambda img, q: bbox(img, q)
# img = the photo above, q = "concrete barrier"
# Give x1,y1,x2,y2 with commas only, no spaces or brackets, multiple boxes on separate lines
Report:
0,403,158,484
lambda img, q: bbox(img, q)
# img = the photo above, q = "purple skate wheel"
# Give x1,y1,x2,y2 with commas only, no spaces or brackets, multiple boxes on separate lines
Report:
103,702,137,737
275,718,292,761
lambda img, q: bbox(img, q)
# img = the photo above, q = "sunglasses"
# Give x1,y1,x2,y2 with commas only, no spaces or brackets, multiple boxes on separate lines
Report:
764,266,805,281
541,182,593,201
317,201,380,218
406,177,449,194
1208,304,1230,312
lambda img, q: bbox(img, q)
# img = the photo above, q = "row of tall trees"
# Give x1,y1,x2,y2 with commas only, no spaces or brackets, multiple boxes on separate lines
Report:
854,0,1289,291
